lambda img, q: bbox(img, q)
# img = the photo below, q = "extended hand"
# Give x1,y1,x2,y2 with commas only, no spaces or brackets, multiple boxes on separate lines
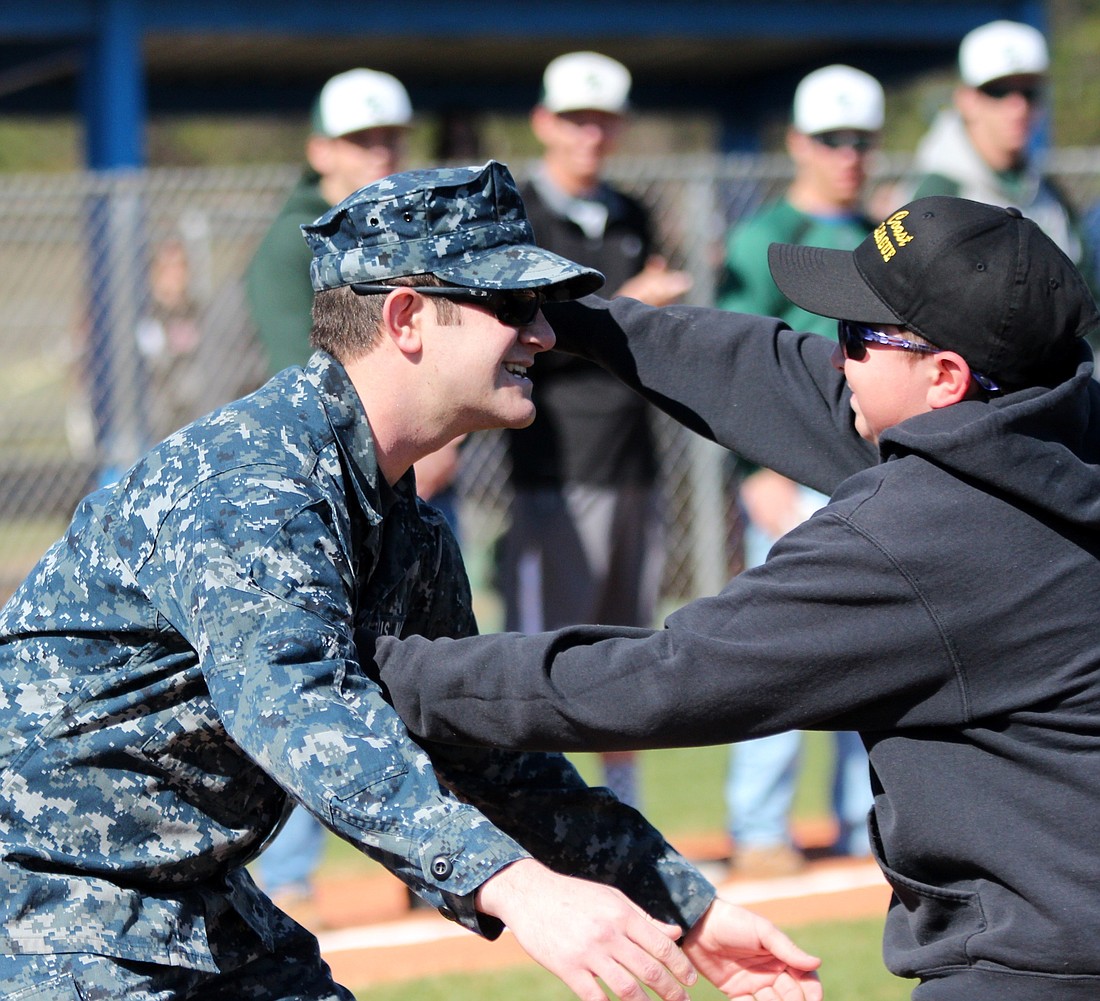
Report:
739,469,808,541
682,898,823,1001
615,256,694,307
476,858,697,1001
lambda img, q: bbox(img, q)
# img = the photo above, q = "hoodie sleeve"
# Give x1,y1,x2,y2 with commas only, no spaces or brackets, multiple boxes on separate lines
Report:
542,296,878,495
372,498,968,752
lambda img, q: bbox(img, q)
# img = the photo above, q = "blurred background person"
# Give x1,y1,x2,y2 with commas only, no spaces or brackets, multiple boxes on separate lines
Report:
247,68,464,536
69,231,264,488
247,67,411,374
245,67,459,922
716,64,881,877
135,237,216,444
497,51,692,810
909,19,1087,268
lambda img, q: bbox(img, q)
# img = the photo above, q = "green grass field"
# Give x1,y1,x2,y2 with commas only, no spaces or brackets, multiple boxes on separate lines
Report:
356,914,913,1001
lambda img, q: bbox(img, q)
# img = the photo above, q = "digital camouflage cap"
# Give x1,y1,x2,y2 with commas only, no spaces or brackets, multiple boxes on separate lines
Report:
303,160,604,299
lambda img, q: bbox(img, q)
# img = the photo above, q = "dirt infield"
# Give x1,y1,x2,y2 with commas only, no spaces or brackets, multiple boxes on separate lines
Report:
305,822,891,990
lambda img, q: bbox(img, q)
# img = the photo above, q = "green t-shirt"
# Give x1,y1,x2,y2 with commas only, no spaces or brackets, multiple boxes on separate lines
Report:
246,172,330,374
910,169,1041,203
716,197,873,339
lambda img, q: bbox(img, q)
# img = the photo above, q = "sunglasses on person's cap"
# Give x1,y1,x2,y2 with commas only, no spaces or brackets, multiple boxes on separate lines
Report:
977,81,1044,103
837,319,1001,393
351,283,544,327
811,130,877,153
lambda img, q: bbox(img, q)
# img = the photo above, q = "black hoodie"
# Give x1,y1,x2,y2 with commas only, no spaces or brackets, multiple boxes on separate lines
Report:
376,296,1100,999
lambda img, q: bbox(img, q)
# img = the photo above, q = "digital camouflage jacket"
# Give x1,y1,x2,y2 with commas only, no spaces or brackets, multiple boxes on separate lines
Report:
0,352,713,974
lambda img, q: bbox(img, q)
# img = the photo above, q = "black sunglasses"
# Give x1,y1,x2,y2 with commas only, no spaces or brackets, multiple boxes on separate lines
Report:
837,320,1000,393
350,283,544,327
977,82,1043,103
811,130,877,153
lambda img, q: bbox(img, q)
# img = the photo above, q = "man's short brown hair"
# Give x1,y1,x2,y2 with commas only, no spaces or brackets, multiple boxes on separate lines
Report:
310,274,460,362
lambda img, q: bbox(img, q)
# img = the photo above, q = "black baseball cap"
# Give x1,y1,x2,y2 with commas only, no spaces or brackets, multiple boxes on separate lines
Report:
768,196,1099,390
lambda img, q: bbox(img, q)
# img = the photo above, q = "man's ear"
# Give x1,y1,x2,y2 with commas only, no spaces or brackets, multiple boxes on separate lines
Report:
380,288,424,357
928,350,978,409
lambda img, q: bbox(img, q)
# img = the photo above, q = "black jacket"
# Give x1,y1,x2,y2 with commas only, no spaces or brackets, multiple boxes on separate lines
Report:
376,296,1100,999
505,180,658,487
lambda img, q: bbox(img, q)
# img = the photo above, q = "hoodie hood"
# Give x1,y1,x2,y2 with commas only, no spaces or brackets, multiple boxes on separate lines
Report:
880,342,1100,530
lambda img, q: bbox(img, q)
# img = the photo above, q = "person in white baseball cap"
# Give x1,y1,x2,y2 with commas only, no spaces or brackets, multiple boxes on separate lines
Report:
909,20,1088,271
245,66,419,924
498,51,692,816
716,63,883,880
248,68,414,374
311,67,413,139
539,50,633,115
792,63,885,137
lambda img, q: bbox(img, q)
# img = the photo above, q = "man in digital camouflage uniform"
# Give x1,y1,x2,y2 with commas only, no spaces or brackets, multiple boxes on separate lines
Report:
0,161,821,1001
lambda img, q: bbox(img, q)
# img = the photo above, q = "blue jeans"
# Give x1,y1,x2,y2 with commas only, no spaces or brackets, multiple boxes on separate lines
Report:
727,486,872,856
726,730,800,848
258,806,325,896
726,731,872,855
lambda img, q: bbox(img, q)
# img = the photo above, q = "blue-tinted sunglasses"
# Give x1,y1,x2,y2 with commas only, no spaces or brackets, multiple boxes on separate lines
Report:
350,283,544,327
837,320,1000,393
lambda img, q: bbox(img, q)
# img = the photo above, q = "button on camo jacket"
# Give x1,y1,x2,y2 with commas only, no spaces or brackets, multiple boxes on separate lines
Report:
0,352,712,973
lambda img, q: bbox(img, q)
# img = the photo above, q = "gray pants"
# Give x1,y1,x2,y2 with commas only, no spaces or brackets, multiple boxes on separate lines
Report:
501,484,664,632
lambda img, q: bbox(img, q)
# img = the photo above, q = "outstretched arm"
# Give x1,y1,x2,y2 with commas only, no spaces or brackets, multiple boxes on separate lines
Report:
543,296,877,496
374,503,962,752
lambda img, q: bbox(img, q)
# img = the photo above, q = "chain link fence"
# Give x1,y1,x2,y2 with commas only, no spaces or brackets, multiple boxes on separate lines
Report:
3,152,1099,615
